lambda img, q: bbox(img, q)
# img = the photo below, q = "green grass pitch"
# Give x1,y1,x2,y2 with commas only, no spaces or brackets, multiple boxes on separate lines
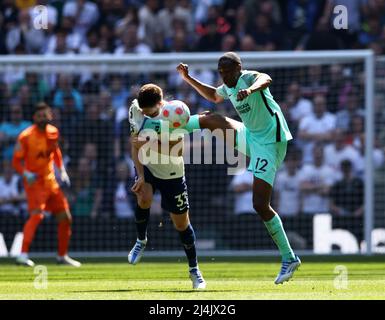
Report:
0,256,385,300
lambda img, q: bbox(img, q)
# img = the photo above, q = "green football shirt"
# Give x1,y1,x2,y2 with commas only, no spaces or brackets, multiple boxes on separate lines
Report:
216,70,293,144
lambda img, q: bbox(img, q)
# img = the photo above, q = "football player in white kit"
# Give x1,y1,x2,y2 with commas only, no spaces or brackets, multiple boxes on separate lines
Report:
128,83,206,290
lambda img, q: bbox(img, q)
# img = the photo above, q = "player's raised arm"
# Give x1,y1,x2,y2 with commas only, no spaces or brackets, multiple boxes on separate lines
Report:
177,63,224,104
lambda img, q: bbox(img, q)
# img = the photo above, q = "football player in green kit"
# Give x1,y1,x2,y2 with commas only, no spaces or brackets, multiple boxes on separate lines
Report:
131,52,300,284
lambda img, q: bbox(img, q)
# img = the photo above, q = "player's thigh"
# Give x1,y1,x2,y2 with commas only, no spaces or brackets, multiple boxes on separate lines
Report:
248,141,287,187
24,183,49,213
46,187,71,220
158,176,189,216
170,210,190,231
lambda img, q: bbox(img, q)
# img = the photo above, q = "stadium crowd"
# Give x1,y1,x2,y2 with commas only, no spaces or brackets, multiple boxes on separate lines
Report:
0,0,385,55
0,0,385,221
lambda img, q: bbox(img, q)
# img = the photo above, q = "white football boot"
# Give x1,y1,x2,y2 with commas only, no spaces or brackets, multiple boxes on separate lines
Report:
57,255,82,267
128,238,147,265
189,268,206,290
16,253,35,267
274,255,301,284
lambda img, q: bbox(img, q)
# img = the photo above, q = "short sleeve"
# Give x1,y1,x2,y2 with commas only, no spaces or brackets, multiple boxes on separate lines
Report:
242,70,261,87
216,85,228,99
13,135,26,159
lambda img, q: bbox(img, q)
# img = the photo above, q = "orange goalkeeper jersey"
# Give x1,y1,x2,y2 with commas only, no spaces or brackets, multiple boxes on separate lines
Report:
12,124,63,187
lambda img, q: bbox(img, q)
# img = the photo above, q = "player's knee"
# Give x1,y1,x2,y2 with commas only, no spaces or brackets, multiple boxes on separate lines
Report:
253,199,269,215
138,199,152,209
173,220,188,231
30,211,44,222
56,211,72,224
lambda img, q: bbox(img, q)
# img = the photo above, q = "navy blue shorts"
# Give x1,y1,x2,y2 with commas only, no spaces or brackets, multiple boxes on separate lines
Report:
142,166,190,214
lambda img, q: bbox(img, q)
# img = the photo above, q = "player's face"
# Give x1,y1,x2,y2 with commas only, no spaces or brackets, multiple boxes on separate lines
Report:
218,61,241,88
33,109,52,130
141,102,162,118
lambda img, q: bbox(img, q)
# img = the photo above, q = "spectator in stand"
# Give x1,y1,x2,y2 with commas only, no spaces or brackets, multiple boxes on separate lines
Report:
325,64,353,112
197,18,224,51
45,28,73,55
221,34,238,52
230,165,254,215
98,0,126,28
63,0,100,39
239,34,257,51
6,8,45,54
298,144,339,215
109,74,130,111
358,14,383,46
138,0,161,50
336,93,365,132
79,28,102,55
0,160,26,216
114,160,135,219
329,159,364,217
114,23,152,54
11,72,49,120
274,150,302,217
53,74,84,113
69,157,102,218
248,13,281,51
301,65,328,99
157,0,193,49
296,17,344,50
0,105,31,161
298,94,336,163
286,82,313,124
323,130,362,175
196,5,231,51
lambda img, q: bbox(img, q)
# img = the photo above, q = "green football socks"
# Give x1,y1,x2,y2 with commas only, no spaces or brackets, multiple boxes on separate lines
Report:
264,215,296,261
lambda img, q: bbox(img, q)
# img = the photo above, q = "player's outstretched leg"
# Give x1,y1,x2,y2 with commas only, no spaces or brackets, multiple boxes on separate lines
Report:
128,205,150,265
16,212,45,267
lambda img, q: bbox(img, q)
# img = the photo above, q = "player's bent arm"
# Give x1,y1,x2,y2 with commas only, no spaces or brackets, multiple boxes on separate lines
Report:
248,73,272,93
12,138,26,175
131,136,145,179
53,146,71,186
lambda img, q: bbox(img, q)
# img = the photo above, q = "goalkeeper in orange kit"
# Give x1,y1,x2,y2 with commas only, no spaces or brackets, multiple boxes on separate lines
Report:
12,102,81,267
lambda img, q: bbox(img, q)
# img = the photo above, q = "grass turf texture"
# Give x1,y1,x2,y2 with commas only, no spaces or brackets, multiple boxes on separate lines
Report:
0,256,384,300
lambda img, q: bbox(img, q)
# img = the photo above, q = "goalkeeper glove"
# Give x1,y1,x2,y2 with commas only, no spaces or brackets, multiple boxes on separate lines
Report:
23,170,36,185
59,166,71,187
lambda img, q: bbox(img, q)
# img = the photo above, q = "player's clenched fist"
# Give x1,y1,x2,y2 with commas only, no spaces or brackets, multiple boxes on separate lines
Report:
176,63,189,79
236,88,251,101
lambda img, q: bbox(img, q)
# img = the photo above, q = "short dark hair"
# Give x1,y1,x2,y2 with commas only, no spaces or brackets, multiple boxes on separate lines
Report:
137,84,163,109
218,52,242,66
34,102,51,114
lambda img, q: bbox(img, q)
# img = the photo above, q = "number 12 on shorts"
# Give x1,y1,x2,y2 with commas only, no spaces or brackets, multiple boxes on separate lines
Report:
255,158,268,173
